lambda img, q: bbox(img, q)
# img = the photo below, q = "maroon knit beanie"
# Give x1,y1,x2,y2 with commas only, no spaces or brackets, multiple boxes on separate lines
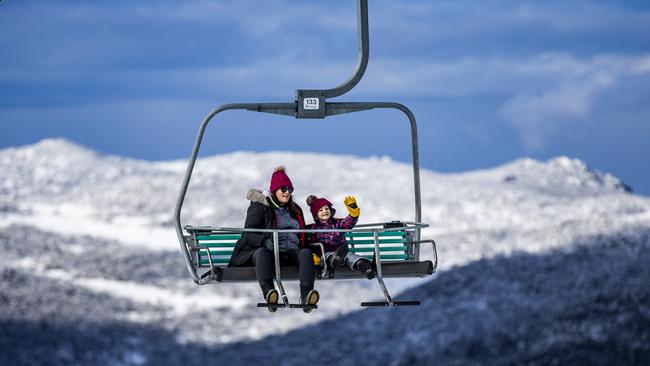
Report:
269,166,293,193
306,195,334,220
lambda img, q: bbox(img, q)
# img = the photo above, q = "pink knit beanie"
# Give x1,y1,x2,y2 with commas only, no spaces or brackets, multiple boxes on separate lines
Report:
306,195,333,220
269,166,293,193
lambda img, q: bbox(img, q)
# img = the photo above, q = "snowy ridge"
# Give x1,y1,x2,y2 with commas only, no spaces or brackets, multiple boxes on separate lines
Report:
464,156,631,196
0,139,150,199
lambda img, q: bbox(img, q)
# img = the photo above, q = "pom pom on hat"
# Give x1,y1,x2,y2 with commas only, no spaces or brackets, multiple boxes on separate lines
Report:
306,195,317,206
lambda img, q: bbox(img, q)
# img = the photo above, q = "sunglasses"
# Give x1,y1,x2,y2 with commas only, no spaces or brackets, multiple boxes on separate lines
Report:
280,186,294,193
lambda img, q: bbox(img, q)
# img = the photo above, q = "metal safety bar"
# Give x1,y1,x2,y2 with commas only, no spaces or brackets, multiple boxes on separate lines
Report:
186,221,427,234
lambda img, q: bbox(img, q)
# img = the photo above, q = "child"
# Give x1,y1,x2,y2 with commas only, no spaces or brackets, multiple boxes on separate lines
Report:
306,195,375,279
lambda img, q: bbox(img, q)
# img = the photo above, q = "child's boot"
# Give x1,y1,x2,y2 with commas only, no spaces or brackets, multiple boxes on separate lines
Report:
355,258,376,279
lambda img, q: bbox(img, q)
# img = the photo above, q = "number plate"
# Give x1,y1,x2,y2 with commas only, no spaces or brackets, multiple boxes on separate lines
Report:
303,97,319,110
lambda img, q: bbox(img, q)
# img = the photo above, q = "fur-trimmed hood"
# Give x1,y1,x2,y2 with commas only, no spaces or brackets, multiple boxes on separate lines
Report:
246,188,270,206
228,188,307,267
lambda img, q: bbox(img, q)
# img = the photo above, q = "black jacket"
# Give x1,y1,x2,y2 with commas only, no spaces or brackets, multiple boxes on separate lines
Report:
228,190,306,267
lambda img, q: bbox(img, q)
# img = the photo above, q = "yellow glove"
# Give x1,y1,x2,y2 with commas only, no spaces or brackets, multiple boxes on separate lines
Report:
312,253,321,266
344,196,360,218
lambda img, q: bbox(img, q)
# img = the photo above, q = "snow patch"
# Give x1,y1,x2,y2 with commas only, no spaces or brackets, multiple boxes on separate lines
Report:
7,260,250,314
0,202,176,250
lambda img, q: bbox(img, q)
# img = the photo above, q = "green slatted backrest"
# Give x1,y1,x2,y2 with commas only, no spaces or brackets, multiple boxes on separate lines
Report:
196,233,241,266
193,230,411,267
345,231,410,261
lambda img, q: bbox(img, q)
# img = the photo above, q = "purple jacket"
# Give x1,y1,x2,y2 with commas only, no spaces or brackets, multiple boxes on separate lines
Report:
307,215,358,253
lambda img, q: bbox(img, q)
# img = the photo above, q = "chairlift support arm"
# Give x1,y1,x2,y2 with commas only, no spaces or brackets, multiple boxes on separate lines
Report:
174,0,425,284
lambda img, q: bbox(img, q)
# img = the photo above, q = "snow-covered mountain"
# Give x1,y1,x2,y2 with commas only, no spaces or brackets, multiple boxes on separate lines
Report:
1,138,649,365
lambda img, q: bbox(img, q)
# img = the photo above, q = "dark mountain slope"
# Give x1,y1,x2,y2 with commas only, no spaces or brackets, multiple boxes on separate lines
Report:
214,229,650,366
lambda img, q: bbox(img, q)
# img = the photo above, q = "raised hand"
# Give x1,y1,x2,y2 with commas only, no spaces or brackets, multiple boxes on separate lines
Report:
344,196,360,218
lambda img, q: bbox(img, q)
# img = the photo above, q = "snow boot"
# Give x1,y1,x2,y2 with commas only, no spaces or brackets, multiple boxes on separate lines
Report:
301,289,319,314
355,258,375,279
265,289,279,313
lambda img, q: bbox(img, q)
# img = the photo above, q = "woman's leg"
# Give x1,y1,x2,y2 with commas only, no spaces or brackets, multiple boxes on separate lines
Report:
252,247,275,296
297,248,318,312
298,248,316,296
285,248,316,300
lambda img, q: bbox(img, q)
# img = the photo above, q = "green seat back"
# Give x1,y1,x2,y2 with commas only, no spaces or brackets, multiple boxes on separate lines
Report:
345,231,409,260
196,234,241,266
193,230,411,267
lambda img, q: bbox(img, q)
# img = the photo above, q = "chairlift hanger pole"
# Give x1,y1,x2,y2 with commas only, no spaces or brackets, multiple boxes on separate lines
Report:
174,0,424,284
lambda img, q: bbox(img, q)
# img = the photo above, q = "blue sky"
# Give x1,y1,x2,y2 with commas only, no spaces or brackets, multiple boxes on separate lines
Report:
2,0,650,195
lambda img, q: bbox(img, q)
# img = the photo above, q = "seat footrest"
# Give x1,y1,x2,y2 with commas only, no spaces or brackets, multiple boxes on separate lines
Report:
256,302,286,309
255,303,317,310
360,300,421,306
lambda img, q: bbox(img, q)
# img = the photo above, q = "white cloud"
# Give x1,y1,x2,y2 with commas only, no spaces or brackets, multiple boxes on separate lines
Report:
193,52,648,152
498,54,648,151
500,76,609,151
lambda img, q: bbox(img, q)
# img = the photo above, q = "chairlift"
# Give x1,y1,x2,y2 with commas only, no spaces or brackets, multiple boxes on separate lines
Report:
174,0,438,308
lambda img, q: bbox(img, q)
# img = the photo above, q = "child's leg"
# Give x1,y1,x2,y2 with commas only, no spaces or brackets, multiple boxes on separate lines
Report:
331,243,348,268
345,252,366,270
346,253,375,279
285,248,317,301
324,252,334,265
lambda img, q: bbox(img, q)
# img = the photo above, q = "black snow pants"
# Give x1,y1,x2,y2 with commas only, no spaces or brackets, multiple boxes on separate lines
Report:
252,247,316,300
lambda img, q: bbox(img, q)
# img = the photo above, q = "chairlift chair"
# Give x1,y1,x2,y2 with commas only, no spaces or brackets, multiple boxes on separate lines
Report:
174,0,438,308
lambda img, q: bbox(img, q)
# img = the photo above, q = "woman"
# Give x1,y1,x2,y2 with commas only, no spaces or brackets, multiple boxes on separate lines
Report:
228,166,319,313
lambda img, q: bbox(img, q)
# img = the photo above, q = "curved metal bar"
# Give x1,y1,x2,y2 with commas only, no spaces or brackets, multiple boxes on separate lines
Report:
205,246,217,280
173,103,295,283
414,239,438,273
431,239,438,273
321,0,369,99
